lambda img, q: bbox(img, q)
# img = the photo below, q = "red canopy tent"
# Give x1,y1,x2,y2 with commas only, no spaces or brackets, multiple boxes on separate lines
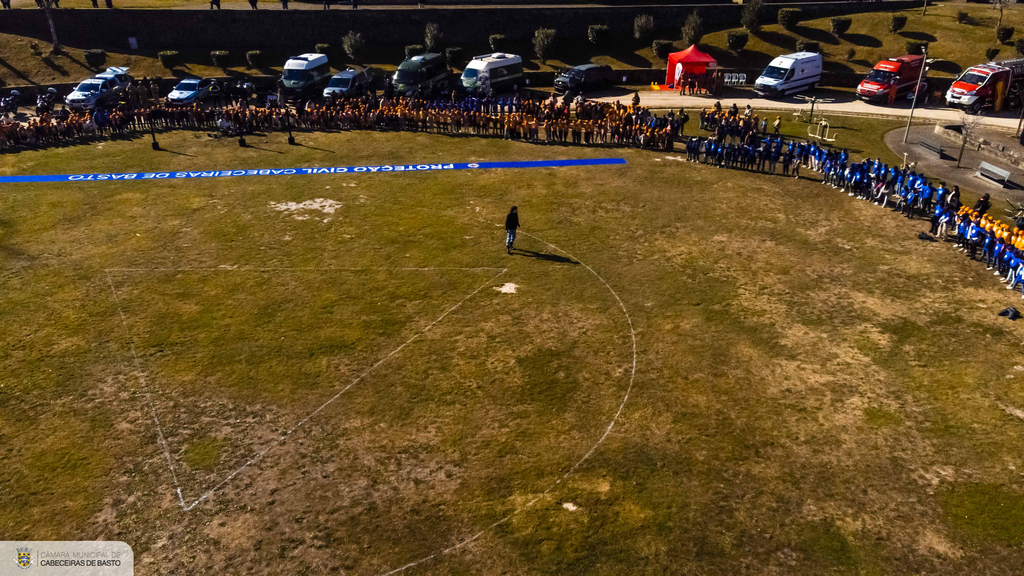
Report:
666,45,717,87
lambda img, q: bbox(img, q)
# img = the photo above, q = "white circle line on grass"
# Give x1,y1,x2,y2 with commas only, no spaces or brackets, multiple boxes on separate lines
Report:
379,229,638,575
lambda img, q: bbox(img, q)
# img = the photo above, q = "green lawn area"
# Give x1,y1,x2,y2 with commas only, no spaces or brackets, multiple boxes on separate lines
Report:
6,3,1024,89
3,118,1024,574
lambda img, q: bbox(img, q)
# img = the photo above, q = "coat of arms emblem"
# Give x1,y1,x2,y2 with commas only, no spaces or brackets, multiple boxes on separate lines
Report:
15,547,32,569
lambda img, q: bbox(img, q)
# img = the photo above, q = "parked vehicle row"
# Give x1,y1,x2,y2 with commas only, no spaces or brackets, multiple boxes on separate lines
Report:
31,49,1024,118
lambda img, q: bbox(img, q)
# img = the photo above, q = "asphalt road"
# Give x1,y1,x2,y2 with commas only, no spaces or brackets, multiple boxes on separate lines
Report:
591,87,1024,131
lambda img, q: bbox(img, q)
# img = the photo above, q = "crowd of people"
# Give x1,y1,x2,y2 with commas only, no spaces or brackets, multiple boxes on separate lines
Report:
1,88,699,151
2,87,1020,298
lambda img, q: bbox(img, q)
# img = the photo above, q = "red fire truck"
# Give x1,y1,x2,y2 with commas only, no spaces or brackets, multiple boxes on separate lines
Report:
856,55,925,104
945,57,1024,114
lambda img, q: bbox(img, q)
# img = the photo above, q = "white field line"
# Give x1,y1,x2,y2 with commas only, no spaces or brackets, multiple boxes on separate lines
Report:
179,267,508,511
378,228,638,575
106,272,188,509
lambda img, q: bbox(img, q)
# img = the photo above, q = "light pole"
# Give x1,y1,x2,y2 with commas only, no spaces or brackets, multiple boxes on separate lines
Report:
903,46,929,144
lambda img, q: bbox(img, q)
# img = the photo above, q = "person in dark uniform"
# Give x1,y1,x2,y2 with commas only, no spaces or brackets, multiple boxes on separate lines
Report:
504,206,520,254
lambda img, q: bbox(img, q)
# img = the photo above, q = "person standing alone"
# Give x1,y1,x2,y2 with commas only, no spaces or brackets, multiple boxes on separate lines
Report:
504,206,520,254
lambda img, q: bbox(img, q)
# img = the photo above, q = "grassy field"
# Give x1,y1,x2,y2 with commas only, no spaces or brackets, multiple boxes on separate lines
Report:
4,118,1024,575
5,3,1024,89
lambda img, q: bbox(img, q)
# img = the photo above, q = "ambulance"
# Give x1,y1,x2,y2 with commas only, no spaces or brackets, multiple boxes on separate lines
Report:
945,57,1024,114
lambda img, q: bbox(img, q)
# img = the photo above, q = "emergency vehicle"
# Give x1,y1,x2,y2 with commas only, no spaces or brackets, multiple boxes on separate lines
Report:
946,57,1024,114
856,55,924,104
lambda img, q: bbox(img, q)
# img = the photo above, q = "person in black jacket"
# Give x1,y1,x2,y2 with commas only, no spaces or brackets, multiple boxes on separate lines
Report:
974,193,991,216
504,206,520,254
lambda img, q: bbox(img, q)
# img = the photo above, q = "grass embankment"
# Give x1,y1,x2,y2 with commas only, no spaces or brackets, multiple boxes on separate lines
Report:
3,116,1024,574
5,3,1024,88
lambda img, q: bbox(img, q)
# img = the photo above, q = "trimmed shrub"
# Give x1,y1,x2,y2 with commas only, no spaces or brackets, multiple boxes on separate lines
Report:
533,27,556,64
488,34,506,52
404,44,425,59
210,50,230,67
588,24,611,47
652,39,674,60
84,49,107,68
890,14,907,34
342,30,366,64
634,14,654,43
246,50,263,68
727,31,748,52
157,50,179,68
906,41,928,56
315,43,330,55
845,47,856,61
796,40,819,53
445,46,463,67
986,47,1001,61
997,26,1015,44
778,8,802,31
680,10,704,47
425,22,443,51
1017,38,1024,56
741,0,763,33
830,17,851,36
957,10,969,24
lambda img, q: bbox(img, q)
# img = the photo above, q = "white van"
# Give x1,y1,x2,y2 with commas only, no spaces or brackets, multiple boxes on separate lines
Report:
461,52,523,95
278,53,332,100
754,52,822,98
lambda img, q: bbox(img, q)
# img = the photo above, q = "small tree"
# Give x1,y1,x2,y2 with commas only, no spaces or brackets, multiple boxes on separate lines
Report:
533,27,556,64
906,41,928,55
993,0,1017,30
1016,38,1024,55
997,26,1015,43
652,40,674,60
634,14,655,43
246,50,263,68
404,44,425,59
342,30,366,64
830,17,852,36
445,46,463,67
956,110,985,167
488,34,506,52
727,31,748,52
796,40,819,53
680,10,704,47
956,10,969,24
158,50,180,68
741,0,763,33
315,43,330,55
38,0,61,54
890,14,908,34
424,22,443,52
211,50,230,68
845,47,856,61
986,46,1001,60
84,49,107,69
778,8,802,31
588,24,611,47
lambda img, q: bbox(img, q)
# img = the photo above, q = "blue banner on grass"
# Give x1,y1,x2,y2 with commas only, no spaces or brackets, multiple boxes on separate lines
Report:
0,158,627,184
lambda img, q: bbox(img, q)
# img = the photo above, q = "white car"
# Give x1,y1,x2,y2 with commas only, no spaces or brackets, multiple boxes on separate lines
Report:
65,67,131,111
166,77,215,106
